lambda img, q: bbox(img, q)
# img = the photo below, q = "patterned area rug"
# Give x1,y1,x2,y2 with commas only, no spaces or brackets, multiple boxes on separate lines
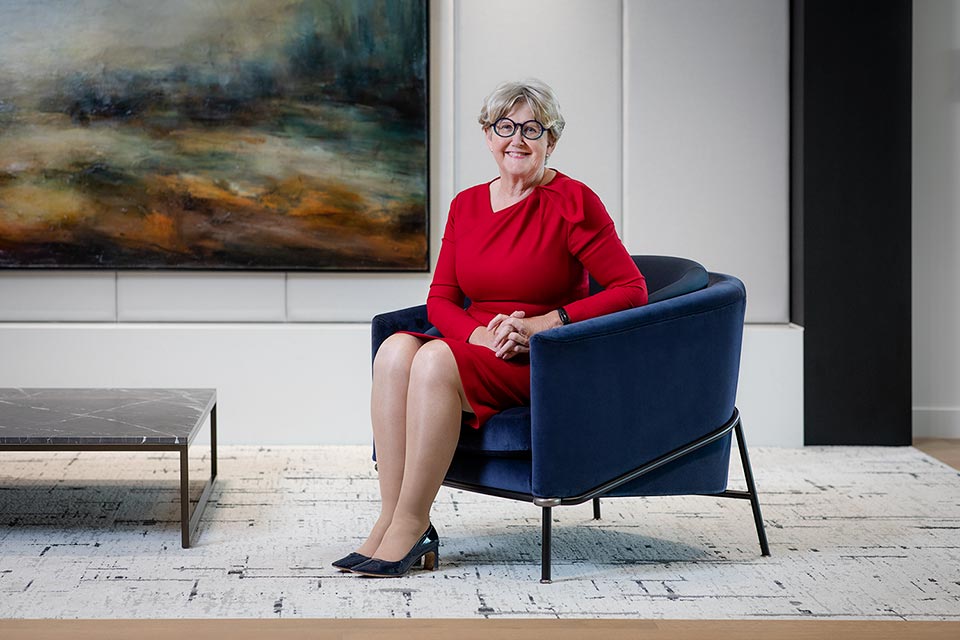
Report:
0,446,958,620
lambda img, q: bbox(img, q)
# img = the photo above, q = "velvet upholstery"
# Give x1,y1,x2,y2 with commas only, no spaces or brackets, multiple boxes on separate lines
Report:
528,272,743,498
456,407,532,457
369,256,742,500
589,255,709,303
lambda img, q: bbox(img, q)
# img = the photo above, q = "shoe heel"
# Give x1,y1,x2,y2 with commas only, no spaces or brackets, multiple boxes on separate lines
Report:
423,550,438,571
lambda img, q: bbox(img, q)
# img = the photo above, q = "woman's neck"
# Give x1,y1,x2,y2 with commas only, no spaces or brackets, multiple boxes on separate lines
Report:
498,168,547,197
489,168,556,212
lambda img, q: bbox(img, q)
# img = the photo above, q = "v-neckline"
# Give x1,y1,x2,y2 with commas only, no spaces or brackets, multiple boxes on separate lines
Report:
488,170,559,214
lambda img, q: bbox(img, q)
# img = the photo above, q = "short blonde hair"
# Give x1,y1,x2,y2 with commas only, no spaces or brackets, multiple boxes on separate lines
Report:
478,79,565,147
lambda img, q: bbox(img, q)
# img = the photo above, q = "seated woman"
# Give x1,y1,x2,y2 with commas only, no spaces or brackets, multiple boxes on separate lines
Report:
334,79,648,578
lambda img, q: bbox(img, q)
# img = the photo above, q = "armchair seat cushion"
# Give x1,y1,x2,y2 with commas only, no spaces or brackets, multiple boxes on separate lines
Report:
455,407,532,458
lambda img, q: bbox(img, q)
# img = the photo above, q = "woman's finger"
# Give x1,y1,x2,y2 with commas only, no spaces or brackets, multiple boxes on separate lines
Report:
487,313,508,331
495,325,526,348
489,310,525,332
508,330,528,346
496,339,517,358
500,341,530,360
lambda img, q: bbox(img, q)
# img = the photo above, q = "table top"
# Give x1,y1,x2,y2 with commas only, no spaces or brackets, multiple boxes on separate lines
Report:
0,388,216,447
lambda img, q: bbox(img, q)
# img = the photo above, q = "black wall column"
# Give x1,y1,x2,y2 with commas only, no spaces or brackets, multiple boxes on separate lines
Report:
791,0,912,445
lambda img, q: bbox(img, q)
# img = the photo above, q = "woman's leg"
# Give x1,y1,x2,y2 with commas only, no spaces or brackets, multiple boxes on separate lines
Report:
372,340,469,561
355,333,425,557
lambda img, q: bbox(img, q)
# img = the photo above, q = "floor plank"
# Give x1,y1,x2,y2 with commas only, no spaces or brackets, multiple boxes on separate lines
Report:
0,619,958,640
914,438,960,470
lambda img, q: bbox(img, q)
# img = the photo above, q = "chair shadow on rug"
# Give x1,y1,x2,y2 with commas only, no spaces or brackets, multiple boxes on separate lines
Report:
444,520,716,577
372,256,770,582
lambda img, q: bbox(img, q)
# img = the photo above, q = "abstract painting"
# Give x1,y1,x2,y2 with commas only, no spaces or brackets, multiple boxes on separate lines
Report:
0,0,428,270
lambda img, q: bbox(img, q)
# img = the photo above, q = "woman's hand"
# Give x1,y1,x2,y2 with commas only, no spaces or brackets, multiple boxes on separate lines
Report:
467,324,501,352
468,312,525,357
486,310,562,360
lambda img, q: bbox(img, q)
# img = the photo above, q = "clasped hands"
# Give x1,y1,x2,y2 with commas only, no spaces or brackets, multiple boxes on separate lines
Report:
469,310,561,360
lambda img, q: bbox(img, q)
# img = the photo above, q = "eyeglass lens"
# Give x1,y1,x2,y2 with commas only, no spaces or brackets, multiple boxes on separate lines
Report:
493,118,545,140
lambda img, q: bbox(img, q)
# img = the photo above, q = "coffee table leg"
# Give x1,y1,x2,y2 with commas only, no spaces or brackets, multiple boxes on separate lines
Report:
180,405,218,548
211,403,218,478
180,446,191,548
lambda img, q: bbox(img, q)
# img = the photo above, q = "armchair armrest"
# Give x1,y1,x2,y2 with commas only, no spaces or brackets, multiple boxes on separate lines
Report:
528,274,746,499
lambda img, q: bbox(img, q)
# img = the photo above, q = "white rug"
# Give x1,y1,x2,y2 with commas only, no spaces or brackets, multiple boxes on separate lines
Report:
0,445,958,620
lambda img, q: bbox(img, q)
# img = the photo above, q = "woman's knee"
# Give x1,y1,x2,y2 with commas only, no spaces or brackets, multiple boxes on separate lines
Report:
373,333,422,378
409,340,460,387
409,341,471,411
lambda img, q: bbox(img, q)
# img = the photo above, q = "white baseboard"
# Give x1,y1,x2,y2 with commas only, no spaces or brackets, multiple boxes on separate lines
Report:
913,408,960,438
0,322,804,447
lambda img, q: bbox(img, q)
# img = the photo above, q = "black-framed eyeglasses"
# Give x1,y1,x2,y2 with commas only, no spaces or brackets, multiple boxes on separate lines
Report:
492,117,547,140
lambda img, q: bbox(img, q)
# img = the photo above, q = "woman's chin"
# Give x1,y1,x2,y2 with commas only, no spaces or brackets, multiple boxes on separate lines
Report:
499,161,540,180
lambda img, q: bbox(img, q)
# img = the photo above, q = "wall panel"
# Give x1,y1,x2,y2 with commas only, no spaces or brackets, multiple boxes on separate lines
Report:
912,0,960,437
0,272,116,321
117,272,286,322
625,0,789,322
287,274,429,322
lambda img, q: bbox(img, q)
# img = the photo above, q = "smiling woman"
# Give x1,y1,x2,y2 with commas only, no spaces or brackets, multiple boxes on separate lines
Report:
332,79,648,579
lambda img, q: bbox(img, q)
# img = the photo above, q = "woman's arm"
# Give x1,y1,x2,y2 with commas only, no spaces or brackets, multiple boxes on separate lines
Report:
489,183,647,357
562,186,647,320
426,196,486,342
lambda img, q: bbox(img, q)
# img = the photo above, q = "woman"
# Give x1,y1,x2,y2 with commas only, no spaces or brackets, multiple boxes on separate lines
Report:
334,79,647,577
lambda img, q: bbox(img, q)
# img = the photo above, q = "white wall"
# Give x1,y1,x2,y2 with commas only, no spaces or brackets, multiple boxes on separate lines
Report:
625,0,789,323
0,0,800,446
913,0,960,438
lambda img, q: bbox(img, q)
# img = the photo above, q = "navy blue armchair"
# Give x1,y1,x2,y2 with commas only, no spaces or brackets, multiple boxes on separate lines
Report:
371,256,769,582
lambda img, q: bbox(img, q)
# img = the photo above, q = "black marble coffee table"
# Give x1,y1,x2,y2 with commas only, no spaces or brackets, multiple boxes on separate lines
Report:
0,388,217,547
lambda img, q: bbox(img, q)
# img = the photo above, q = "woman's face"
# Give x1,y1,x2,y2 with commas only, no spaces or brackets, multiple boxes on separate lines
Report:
485,100,555,182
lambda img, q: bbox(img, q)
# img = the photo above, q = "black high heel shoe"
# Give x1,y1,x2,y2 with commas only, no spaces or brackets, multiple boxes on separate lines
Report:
349,524,439,578
332,551,423,572
331,552,371,572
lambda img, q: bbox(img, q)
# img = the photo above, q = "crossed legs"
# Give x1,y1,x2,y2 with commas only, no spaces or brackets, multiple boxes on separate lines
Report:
356,333,470,562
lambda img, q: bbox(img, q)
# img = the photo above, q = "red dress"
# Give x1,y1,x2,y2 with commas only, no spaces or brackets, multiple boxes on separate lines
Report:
408,171,647,428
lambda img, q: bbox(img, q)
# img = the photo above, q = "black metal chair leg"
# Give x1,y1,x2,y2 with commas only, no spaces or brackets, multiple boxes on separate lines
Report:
541,506,552,583
593,497,601,520
735,420,770,556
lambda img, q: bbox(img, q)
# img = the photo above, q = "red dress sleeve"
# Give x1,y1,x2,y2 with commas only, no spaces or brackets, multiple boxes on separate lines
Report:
426,195,482,341
562,185,648,322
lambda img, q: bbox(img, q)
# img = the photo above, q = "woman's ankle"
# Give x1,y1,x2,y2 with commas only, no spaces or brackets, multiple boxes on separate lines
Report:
371,515,431,561
355,515,393,556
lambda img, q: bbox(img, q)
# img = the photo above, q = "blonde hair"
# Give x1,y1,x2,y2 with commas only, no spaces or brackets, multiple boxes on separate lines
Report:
478,79,565,147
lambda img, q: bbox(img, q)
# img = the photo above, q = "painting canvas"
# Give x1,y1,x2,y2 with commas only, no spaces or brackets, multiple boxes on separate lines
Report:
0,0,428,270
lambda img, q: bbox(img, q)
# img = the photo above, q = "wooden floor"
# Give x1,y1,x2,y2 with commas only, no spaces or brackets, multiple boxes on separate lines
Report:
0,619,958,640
914,437,960,470
4,440,959,639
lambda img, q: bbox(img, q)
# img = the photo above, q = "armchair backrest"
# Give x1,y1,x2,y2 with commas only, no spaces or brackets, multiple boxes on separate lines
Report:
589,255,709,303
